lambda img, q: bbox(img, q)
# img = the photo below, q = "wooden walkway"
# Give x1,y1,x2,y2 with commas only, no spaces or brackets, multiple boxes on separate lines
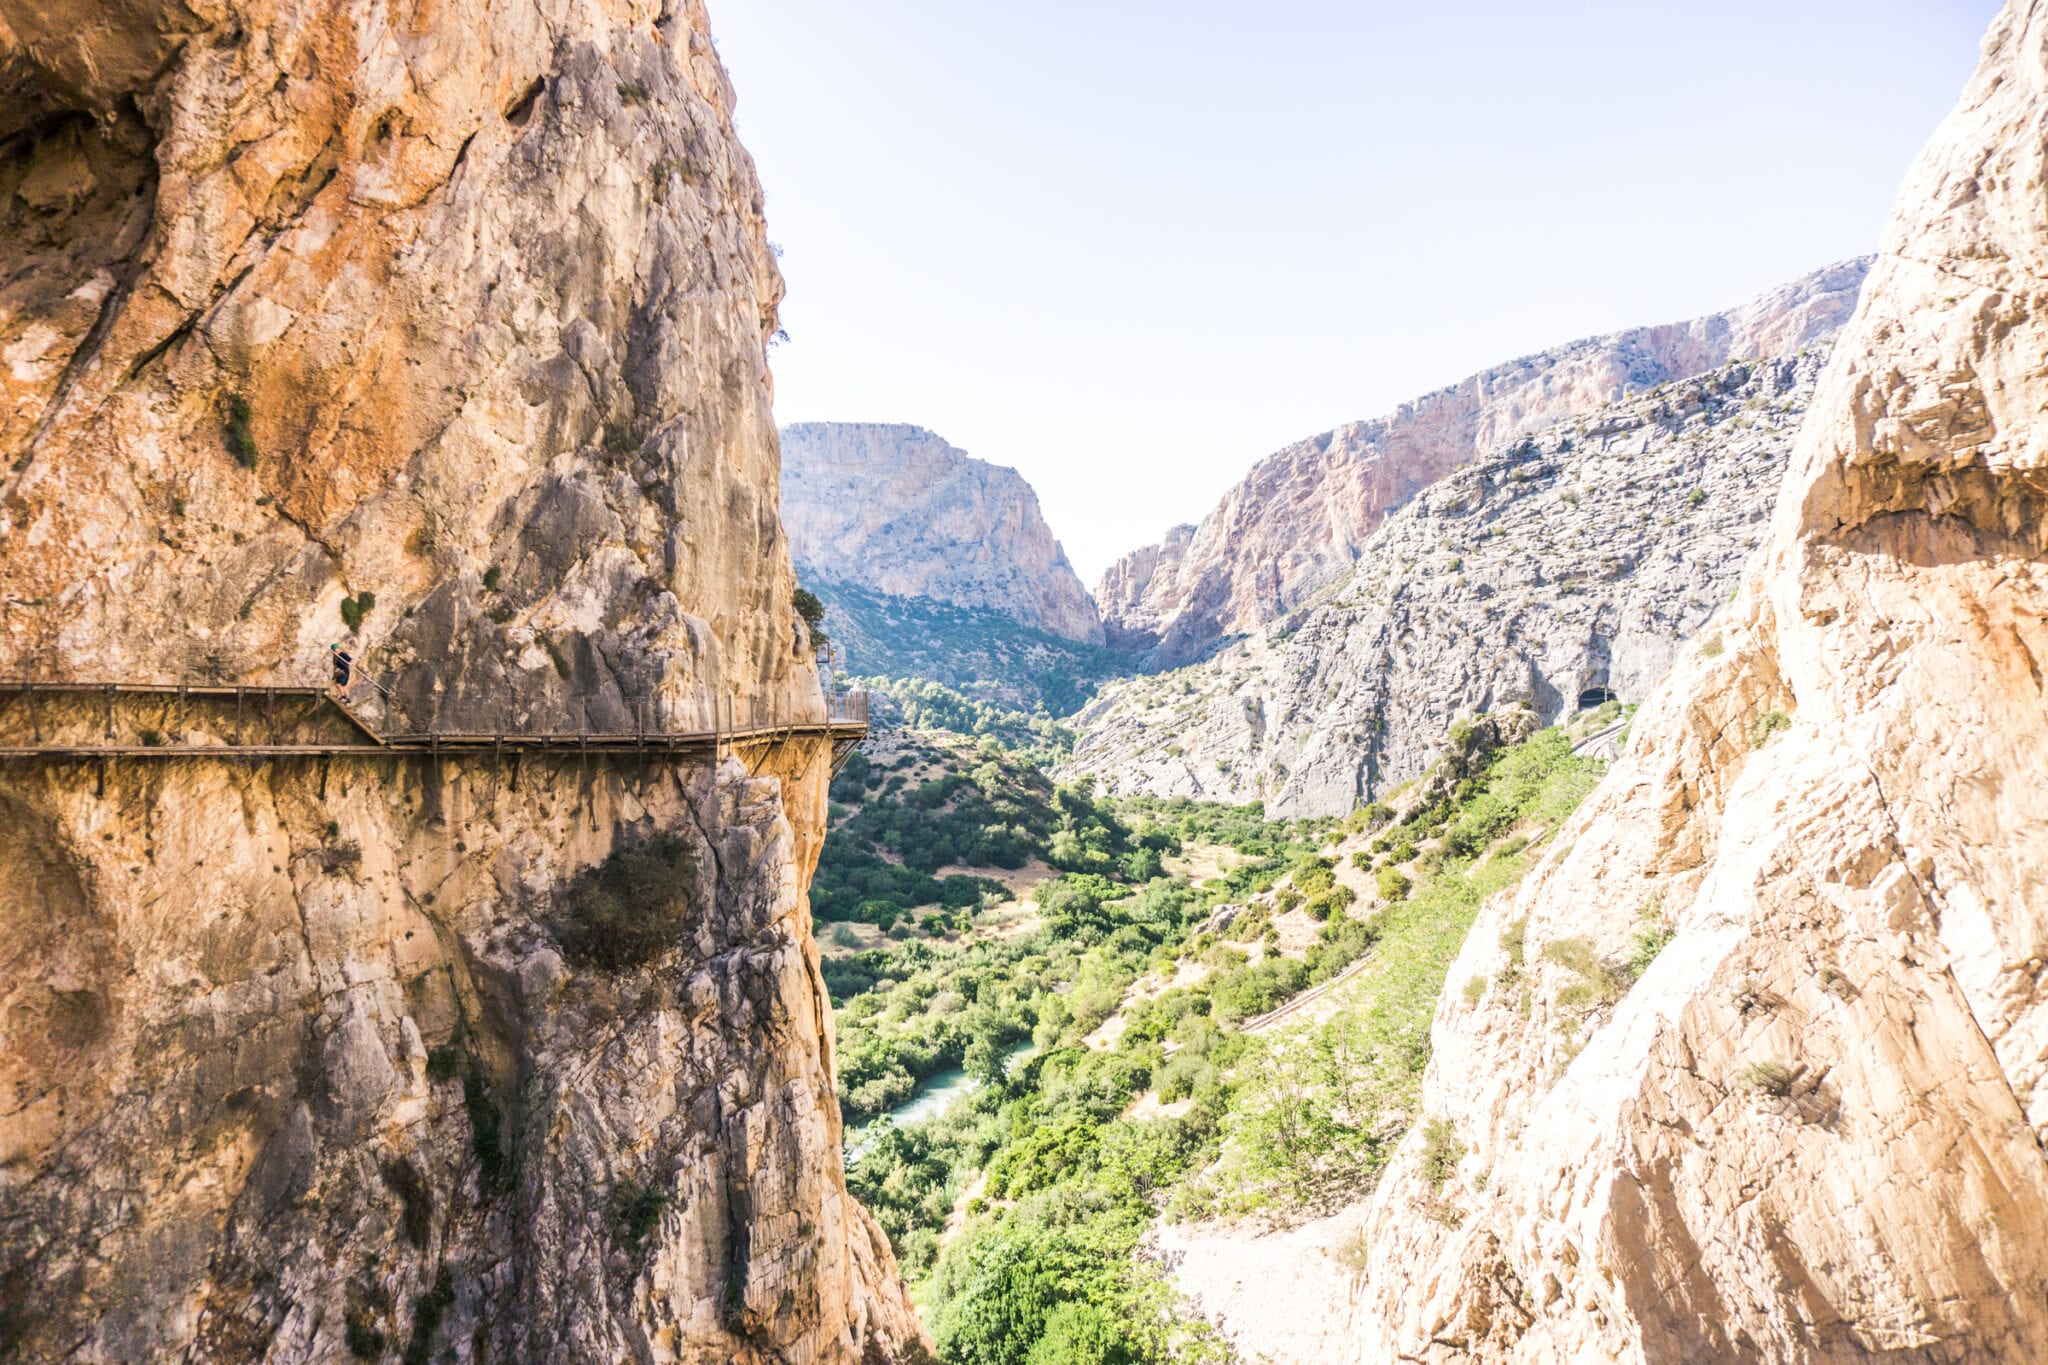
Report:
0,681,868,768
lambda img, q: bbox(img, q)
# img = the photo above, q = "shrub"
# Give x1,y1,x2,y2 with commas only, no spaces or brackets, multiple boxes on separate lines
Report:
608,1178,671,1254
223,394,259,468
1419,1116,1465,1189
1500,916,1528,968
1461,975,1488,1006
340,590,376,635
1699,633,1724,658
556,833,698,971
829,922,859,948
1305,884,1355,921
1739,1060,1795,1097
1375,867,1411,902
1626,903,1675,977
1749,710,1791,748
1542,936,1625,1011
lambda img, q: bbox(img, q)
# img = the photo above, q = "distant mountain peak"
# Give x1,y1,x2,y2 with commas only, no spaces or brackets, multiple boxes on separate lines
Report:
780,422,1103,644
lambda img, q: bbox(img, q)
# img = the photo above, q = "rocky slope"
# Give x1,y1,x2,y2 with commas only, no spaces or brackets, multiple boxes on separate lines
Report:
1070,347,1832,816
1098,262,1870,668
0,1,924,1360
781,422,1102,644
1350,2,2048,1357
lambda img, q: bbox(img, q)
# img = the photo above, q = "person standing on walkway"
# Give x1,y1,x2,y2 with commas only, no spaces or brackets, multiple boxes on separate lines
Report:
330,643,353,695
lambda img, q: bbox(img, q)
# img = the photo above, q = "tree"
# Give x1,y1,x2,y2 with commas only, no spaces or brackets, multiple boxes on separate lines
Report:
793,586,829,645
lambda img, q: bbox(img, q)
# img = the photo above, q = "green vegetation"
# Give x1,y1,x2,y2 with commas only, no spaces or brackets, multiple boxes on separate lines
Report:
340,590,376,635
804,574,1128,715
607,1178,671,1257
554,833,697,971
1739,1059,1795,1097
223,394,259,468
1750,709,1792,748
862,676,1076,762
1418,1116,1466,1190
1627,901,1675,977
825,715,1605,1364
794,586,830,646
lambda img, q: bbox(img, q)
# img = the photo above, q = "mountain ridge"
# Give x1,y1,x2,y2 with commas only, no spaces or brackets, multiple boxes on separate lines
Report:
1095,259,1873,669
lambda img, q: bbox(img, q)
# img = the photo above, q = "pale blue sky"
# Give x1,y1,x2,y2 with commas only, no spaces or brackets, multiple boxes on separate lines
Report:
711,1,2001,583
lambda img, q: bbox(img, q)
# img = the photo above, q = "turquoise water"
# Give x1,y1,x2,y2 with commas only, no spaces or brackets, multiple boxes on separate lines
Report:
845,1041,1035,1159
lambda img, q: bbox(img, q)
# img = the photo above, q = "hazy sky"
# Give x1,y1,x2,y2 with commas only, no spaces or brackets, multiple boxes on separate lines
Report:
712,1,2000,584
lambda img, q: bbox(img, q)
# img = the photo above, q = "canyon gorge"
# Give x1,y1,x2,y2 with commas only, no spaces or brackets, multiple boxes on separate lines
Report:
5,0,2048,1362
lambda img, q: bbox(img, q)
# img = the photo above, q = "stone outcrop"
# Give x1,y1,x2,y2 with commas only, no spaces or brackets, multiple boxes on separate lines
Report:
1096,263,1869,668
0,0,925,1359
1070,347,1832,816
1351,3,2048,1357
781,422,1102,644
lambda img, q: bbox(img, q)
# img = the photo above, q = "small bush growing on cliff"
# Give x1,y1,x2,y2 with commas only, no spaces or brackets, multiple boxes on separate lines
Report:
1542,936,1626,1013
1419,1116,1465,1190
1749,709,1792,748
608,1177,672,1254
223,394,259,468
1626,902,1675,977
1375,866,1411,902
556,833,698,971
340,590,376,635
1739,1060,1796,1097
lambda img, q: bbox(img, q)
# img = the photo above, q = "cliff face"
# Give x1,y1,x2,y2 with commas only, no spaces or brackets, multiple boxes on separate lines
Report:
1096,263,1869,669
1352,4,2048,1358
1069,348,1834,817
780,422,1103,645
0,1,925,1359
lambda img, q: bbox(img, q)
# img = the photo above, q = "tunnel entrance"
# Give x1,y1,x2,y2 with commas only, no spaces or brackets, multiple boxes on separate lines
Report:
1577,686,1616,710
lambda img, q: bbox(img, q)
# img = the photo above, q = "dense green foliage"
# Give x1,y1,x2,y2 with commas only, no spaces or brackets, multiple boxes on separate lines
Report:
814,739,1161,932
821,718,1606,1365
861,676,1079,764
554,833,697,971
805,573,1129,715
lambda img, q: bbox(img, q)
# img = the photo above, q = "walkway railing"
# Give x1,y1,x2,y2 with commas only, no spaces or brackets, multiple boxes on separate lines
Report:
0,680,869,769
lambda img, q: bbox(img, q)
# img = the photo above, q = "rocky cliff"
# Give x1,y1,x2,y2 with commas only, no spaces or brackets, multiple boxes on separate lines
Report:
1070,347,1833,816
1097,263,1870,669
781,422,1102,644
1351,3,2048,1357
0,0,925,1359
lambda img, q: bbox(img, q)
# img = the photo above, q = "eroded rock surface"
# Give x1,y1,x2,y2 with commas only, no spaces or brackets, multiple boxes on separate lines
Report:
780,422,1103,645
1352,4,2048,1358
1096,264,1868,669
1070,349,1832,817
0,0,925,1358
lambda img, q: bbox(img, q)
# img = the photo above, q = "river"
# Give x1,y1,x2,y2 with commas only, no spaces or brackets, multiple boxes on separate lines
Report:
843,1040,1036,1160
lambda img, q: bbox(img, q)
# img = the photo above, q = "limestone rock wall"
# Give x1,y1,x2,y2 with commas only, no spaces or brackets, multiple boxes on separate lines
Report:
1069,349,1831,817
0,0,814,734
780,421,1103,645
0,0,925,1358
1096,264,1869,669
1350,4,2048,1358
